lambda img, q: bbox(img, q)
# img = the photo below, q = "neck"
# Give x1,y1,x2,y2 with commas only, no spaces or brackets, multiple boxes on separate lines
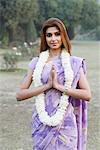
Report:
49,48,62,58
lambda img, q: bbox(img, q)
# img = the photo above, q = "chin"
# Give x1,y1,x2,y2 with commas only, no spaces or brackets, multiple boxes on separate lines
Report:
51,46,60,50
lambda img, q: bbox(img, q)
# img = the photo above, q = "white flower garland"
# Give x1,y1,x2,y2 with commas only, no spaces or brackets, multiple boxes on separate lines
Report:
32,49,73,126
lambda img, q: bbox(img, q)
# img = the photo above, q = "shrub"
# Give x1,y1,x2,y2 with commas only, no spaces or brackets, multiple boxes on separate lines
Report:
2,52,19,70
2,33,9,48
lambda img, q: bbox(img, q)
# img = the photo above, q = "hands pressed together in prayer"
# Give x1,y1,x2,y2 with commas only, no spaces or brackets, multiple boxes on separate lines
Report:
47,65,59,90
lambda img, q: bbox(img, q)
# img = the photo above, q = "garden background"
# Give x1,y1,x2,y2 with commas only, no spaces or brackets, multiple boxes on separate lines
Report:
0,0,100,150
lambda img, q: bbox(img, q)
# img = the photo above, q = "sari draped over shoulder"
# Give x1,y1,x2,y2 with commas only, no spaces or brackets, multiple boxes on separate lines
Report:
29,55,87,150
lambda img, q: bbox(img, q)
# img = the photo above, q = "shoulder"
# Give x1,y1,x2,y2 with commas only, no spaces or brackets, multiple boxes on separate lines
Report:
70,55,84,63
28,56,39,70
29,56,39,64
70,55,87,74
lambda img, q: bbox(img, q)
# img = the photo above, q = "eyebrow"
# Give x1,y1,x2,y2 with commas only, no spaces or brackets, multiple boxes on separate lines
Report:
46,31,60,34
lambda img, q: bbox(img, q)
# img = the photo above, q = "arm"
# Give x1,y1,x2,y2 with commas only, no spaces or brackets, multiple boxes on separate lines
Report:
16,68,51,101
53,68,91,101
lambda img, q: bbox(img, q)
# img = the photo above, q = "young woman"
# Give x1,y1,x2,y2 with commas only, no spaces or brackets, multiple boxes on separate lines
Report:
16,18,91,150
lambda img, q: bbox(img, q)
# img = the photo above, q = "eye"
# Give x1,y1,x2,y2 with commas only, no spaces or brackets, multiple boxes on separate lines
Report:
46,33,52,37
55,32,60,36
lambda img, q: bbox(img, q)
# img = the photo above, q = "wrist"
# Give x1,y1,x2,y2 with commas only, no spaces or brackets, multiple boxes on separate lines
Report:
63,86,69,95
54,82,59,90
56,84,69,95
55,83,63,91
45,83,51,90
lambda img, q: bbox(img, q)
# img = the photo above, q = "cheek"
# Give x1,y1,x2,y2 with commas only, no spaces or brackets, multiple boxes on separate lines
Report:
46,37,51,45
59,37,62,44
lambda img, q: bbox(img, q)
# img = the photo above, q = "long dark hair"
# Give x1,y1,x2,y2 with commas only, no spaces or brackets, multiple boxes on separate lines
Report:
40,18,71,55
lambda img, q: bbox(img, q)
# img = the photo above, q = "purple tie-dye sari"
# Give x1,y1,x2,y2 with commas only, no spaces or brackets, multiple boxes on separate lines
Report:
29,55,87,150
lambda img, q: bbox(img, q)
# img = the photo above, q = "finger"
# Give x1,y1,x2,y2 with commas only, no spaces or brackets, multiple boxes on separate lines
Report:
52,65,56,70
49,69,54,78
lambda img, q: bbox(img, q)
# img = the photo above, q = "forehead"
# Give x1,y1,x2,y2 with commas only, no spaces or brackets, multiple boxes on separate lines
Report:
46,26,59,33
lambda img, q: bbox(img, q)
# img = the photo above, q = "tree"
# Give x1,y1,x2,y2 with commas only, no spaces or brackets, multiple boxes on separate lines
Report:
56,0,83,39
35,0,83,39
80,0,100,31
0,0,99,44
0,0,39,44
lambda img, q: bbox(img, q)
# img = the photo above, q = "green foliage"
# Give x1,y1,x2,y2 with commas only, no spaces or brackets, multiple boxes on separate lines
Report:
55,0,83,39
96,26,100,40
2,32,9,47
0,0,100,43
81,0,100,31
0,0,39,43
19,44,31,57
25,20,37,42
57,0,83,25
35,0,83,39
1,0,38,26
2,51,19,70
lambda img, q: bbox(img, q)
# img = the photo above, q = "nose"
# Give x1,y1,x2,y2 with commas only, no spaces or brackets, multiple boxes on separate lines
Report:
51,34,56,41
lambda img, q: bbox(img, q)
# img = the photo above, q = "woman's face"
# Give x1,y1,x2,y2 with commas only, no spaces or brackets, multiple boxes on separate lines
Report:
45,26,62,51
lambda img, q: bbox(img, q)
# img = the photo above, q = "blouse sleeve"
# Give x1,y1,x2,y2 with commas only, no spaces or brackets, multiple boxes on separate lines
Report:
28,57,38,71
70,56,88,109
71,56,87,88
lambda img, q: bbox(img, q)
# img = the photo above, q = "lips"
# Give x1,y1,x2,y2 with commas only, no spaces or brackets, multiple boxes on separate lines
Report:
51,42,57,44
51,43,58,46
